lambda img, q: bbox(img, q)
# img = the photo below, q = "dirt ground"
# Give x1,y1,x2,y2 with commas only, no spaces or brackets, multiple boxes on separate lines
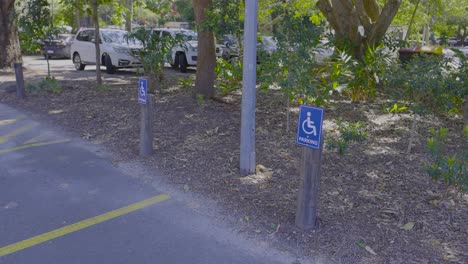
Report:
1,63,467,264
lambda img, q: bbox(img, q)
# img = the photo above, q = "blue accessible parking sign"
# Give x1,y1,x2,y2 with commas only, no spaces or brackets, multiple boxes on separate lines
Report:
296,105,324,149
138,78,148,104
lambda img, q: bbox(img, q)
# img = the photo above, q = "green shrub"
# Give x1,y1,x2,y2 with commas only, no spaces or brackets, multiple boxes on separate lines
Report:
214,58,242,94
128,27,185,93
383,55,463,116
425,127,468,193
27,77,63,94
339,44,393,102
178,76,194,90
327,120,368,154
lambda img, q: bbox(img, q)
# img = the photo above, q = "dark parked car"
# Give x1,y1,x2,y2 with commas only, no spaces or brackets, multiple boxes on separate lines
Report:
218,35,278,63
41,34,74,59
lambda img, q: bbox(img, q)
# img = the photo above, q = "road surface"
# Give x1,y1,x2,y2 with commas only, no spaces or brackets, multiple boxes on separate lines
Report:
0,103,302,264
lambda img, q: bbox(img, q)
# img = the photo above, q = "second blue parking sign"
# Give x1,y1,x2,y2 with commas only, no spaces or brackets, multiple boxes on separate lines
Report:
296,105,324,149
138,78,148,105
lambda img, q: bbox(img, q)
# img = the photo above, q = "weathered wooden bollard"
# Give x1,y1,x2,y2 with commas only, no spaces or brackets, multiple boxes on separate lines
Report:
14,63,25,99
295,145,323,229
295,105,324,230
138,77,154,157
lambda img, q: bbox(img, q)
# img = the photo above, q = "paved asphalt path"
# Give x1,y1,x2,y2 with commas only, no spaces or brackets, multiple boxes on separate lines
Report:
0,103,297,264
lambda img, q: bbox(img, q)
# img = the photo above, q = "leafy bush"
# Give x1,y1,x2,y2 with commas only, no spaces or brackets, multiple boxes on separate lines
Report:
96,84,111,91
327,120,368,154
347,45,393,101
26,77,63,94
257,6,330,106
383,54,463,115
383,53,466,153
214,58,242,94
178,76,194,90
425,127,468,193
17,0,50,55
384,103,409,114
128,27,185,93
19,34,41,55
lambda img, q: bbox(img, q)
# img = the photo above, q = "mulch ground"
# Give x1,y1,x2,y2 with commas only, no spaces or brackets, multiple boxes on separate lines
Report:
1,67,467,264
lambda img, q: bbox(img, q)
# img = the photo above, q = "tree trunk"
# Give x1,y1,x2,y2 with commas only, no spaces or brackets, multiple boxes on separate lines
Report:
75,8,81,33
125,0,133,32
464,95,468,127
404,0,420,41
0,0,22,69
193,0,216,98
317,0,401,60
91,0,102,85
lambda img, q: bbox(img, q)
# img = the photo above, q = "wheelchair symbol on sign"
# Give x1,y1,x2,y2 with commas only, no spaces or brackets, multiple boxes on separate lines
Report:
302,112,317,136
139,83,146,97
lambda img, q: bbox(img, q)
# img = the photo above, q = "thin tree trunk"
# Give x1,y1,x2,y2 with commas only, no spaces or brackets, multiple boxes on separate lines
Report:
407,113,418,154
0,0,22,68
286,96,290,133
125,0,133,32
91,0,102,85
464,95,468,127
193,0,216,98
404,0,420,41
47,57,51,77
75,8,81,32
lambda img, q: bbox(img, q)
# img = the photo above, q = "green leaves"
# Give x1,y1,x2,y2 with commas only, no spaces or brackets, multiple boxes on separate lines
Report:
425,127,468,193
383,54,464,117
17,0,52,53
128,27,185,90
26,77,63,94
327,120,368,155
214,58,242,94
386,103,409,114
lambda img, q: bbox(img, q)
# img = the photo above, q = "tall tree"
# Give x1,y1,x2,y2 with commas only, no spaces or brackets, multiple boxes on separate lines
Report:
317,0,402,60
124,0,134,31
18,0,56,77
90,0,102,85
0,0,22,68
193,0,216,98
61,0,115,85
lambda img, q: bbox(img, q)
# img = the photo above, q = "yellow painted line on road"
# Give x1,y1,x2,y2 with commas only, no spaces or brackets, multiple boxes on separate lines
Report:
0,194,171,257
0,139,70,154
0,116,26,126
0,124,35,144
23,133,52,144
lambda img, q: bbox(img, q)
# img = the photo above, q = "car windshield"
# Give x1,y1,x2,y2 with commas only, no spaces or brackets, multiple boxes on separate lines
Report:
58,34,72,41
175,30,197,41
101,30,141,45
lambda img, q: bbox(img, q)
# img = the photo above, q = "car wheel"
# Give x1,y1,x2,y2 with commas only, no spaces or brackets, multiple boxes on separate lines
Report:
105,55,115,74
73,53,85,71
178,53,187,73
170,58,179,69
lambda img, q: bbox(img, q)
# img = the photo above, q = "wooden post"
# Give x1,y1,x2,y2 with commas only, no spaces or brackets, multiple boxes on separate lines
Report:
14,63,25,99
295,145,323,230
140,93,154,157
